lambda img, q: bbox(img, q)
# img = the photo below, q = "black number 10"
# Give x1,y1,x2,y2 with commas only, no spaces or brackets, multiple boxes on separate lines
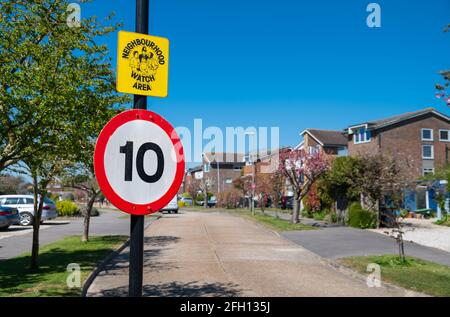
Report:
119,141,164,183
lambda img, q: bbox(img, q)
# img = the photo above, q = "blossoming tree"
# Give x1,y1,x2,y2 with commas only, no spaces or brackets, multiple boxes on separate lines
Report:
278,148,330,223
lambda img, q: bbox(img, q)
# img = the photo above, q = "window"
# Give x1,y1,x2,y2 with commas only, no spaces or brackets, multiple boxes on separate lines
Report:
354,128,371,144
423,168,435,176
440,130,450,142
422,145,434,159
26,198,34,204
421,129,433,141
225,178,232,184
3,197,19,205
203,163,210,173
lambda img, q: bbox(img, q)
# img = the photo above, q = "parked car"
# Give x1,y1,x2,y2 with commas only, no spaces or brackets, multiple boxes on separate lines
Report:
281,196,294,210
0,205,20,230
0,195,58,226
179,196,193,206
197,196,218,208
207,196,217,208
160,195,179,214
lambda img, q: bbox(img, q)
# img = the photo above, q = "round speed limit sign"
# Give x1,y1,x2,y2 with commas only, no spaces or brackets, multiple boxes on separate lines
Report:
94,109,185,215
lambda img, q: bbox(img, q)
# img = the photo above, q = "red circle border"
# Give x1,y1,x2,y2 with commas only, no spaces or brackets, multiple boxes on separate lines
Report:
94,109,185,215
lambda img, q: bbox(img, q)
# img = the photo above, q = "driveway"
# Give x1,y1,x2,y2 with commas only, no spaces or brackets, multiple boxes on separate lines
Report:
0,208,153,260
282,226,450,267
87,210,420,297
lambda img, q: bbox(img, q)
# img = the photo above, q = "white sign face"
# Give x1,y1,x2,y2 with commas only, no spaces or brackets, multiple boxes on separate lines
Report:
94,109,184,215
103,120,177,205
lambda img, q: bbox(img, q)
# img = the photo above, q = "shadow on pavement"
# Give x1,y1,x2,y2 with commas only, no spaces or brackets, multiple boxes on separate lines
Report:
102,236,182,273
99,281,243,297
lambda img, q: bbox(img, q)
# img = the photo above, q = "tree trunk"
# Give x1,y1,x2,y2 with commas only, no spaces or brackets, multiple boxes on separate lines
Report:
30,175,44,271
260,194,265,214
292,195,300,224
82,193,97,242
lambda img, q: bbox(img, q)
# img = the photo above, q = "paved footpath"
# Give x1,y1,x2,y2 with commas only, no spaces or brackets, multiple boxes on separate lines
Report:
88,211,421,297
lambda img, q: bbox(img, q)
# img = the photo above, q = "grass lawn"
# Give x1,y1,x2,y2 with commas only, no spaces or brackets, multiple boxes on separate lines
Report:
339,255,450,297
223,208,317,232
0,235,127,297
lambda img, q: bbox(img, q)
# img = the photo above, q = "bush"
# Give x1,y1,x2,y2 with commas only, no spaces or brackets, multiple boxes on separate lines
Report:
323,212,337,223
313,211,326,221
347,202,377,229
56,200,81,217
80,206,100,217
178,201,185,208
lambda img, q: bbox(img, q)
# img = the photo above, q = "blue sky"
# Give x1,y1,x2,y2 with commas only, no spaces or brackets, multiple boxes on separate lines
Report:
82,0,450,150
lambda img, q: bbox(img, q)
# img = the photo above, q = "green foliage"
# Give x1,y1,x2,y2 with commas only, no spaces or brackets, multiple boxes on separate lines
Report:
56,200,80,217
195,192,213,202
347,202,377,229
181,192,192,198
322,156,361,201
0,0,129,172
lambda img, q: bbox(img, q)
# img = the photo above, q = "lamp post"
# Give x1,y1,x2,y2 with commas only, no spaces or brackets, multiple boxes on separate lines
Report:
245,131,256,216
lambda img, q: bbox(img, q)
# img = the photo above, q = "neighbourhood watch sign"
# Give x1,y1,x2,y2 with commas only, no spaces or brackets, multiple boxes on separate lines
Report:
116,31,169,97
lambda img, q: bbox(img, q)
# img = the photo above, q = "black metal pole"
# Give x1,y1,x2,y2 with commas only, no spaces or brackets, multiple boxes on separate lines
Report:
129,0,149,298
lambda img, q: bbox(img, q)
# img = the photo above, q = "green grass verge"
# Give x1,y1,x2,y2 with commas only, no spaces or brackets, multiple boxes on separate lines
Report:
0,235,128,297
223,209,317,232
339,255,450,297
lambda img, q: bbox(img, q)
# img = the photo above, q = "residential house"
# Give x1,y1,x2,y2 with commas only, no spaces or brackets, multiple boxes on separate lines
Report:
347,108,450,179
295,129,348,156
346,108,450,213
183,152,245,196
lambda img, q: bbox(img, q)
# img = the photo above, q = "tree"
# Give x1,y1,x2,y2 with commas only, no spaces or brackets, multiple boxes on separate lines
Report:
0,0,127,173
278,148,330,224
436,23,450,106
321,156,361,223
0,173,31,194
62,157,100,242
233,175,253,209
255,172,272,213
0,0,128,270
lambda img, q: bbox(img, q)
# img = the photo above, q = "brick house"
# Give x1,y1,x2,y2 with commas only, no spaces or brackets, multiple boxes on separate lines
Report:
295,129,348,156
183,152,245,196
346,108,450,214
347,108,450,180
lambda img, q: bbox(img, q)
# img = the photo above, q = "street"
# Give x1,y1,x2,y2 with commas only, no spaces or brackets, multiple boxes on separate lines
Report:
0,208,153,260
87,210,421,297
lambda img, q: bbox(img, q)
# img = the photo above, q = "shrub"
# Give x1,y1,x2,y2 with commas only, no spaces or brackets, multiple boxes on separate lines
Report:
323,212,337,223
178,201,185,208
80,206,100,217
313,211,326,221
56,200,81,217
347,202,377,229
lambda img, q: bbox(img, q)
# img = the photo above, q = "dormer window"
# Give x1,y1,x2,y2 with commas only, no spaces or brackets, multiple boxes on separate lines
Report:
421,129,433,141
354,128,371,144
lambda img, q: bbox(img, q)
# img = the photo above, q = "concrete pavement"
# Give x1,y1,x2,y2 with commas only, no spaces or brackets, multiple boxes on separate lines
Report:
0,208,153,260
87,210,421,297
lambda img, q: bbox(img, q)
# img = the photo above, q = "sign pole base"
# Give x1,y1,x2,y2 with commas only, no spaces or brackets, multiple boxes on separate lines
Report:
129,214,144,297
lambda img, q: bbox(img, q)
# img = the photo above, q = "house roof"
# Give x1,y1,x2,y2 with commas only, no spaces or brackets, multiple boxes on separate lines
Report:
300,129,348,147
348,108,450,131
203,152,245,164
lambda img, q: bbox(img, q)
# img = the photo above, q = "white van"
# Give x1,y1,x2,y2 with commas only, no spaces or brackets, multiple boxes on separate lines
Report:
160,195,179,214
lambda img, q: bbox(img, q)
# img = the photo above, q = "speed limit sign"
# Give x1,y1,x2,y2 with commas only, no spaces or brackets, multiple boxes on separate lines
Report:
94,109,185,215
